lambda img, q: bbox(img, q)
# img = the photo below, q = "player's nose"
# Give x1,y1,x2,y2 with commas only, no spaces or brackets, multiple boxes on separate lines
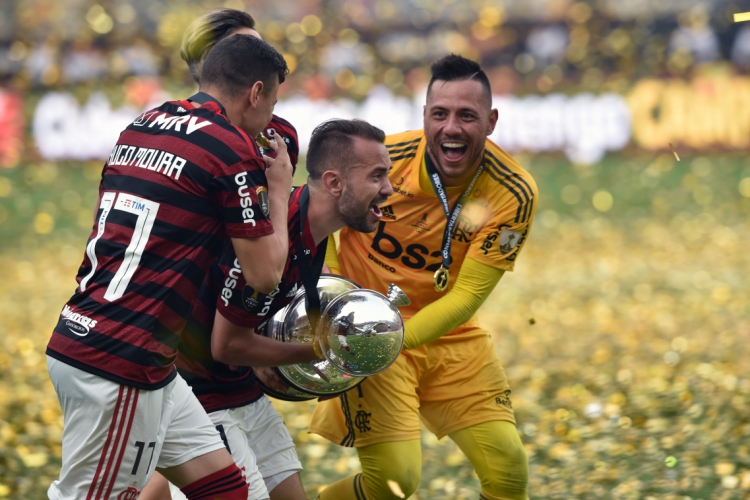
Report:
381,178,394,197
443,114,462,135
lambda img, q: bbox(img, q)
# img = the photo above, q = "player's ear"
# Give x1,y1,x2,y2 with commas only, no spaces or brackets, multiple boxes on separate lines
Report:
249,81,264,108
321,169,344,197
486,108,498,136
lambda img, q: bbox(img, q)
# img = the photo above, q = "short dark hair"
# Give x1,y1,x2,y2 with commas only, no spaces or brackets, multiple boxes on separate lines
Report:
200,35,288,99
181,9,256,83
306,119,386,180
427,54,492,105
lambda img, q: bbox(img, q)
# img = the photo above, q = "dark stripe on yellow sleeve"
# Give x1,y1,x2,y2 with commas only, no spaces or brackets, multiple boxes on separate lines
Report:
484,154,534,223
486,151,535,204
387,144,419,155
483,165,528,223
386,138,421,149
389,153,417,161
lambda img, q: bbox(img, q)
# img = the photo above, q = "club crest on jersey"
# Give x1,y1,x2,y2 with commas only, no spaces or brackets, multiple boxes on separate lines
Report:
256,186,270,217
499,229,521,255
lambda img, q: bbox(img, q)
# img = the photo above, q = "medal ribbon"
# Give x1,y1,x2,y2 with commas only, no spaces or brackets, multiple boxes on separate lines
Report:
424,150,484,281
187,91,227,115
297,186,329,337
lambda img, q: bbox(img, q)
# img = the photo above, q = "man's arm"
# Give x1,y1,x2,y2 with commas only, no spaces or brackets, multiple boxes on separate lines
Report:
402,258,504,350
231,134,292,294
211,310,320,367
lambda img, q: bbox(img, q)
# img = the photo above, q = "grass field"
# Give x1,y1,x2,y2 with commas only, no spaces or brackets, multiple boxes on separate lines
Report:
1,152,749,499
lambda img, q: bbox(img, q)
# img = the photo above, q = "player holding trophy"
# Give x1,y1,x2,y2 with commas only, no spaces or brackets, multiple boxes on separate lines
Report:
311,55,538,500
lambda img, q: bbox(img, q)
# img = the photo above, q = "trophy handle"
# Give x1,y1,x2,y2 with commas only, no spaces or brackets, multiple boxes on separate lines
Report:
387,283,411,307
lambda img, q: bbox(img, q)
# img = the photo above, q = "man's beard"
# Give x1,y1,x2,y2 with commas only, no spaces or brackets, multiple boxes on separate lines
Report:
338,187,378,233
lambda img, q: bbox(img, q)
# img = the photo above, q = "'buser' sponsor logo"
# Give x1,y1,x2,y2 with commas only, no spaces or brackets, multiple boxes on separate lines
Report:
234,172,256,225
258,287,281,317
221,259,242,307
60,304,98,337
370,221,451,271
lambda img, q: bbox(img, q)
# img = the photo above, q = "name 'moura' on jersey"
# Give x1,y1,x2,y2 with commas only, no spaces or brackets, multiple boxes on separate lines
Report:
47,99,274,390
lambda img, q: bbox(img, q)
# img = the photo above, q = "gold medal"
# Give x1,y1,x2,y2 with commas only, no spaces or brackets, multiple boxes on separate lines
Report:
433,265,449,292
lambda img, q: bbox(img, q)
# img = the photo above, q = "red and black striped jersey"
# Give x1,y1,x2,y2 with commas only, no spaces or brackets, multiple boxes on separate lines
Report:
260,115,299,170
177,187,319,412
47,99,275,390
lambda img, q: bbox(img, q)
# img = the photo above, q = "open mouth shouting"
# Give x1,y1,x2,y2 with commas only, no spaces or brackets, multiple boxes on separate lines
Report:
369,203,383,219
440,140,468,164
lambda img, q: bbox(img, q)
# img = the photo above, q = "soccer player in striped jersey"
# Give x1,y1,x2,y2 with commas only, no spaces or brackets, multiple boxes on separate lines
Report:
46,36,292,500
142,120,392,500
180,9,300,171
310,55,537,499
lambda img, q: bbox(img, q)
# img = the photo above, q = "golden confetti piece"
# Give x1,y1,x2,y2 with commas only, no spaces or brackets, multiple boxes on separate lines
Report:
669,143,680,161
255,134,271,150
734,12,750,22
665,456,678,467
387,480,406,498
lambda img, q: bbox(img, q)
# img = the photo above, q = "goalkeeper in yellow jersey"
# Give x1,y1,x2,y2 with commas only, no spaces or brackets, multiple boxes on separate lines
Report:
310,54,537,500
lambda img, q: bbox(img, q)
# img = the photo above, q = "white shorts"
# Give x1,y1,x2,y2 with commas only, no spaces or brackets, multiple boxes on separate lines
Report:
169,395,302,500
47,356,226,500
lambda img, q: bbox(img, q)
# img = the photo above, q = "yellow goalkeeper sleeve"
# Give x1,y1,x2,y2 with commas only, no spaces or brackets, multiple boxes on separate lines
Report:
325,235,341,275
403,258,504,350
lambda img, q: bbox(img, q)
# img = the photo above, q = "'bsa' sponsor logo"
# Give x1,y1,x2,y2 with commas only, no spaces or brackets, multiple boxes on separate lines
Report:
370,222,450,271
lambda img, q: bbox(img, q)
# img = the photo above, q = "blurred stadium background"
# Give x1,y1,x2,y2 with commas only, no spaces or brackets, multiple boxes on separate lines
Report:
2,0,750,498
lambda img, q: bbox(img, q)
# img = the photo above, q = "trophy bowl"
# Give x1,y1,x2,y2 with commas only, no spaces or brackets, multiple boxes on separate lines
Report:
257,274,408,401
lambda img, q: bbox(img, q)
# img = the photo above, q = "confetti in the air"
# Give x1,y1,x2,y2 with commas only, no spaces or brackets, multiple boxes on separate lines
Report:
734,12,750,22
669,142,680,161
387,480,406,498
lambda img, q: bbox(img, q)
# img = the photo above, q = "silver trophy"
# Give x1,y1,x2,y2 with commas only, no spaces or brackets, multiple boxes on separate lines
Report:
258,274,410,401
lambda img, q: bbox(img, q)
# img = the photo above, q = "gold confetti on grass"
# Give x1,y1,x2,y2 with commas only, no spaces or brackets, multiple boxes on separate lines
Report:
387,480,405,498
5,157,750,498
734,12,750,22
669,142,680,161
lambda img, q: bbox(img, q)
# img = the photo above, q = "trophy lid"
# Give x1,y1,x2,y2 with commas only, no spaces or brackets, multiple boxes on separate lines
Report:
318,289,405,377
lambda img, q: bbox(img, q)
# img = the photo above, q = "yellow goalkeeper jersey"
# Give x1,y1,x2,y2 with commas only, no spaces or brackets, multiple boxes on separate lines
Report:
336,130,537,330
